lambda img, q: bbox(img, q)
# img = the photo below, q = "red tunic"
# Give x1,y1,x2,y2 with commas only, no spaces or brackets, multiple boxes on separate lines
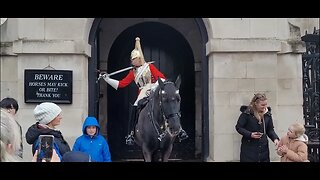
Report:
118,64,165,90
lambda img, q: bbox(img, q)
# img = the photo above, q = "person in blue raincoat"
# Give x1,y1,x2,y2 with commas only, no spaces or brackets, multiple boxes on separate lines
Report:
72,116,111,162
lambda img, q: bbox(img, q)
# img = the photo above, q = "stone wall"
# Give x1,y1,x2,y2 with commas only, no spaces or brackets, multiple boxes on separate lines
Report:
0,18,93,161
205,18,319,161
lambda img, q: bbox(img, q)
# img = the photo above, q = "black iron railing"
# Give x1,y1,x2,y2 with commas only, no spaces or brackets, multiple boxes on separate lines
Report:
301,27,320,162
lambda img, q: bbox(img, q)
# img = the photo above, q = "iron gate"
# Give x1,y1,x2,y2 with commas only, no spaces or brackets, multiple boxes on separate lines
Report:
301,27,320,162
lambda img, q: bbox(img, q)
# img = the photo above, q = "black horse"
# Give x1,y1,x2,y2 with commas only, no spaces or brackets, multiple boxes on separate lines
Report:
134,76,182,162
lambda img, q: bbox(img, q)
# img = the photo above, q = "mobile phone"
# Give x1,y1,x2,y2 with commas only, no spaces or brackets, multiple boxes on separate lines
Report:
37,135,54,162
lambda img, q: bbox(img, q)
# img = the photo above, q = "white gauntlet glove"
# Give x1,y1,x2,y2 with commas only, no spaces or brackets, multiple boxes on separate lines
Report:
102,73,119,90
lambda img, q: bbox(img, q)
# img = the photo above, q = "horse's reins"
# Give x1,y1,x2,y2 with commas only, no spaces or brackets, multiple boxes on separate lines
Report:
147,95,163,140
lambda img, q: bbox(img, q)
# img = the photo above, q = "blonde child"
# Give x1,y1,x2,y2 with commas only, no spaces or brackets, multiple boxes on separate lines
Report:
277,122,309,162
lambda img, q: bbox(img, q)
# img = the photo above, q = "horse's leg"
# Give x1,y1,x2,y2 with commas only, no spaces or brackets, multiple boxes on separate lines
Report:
142,145,152,162
162,144,174,162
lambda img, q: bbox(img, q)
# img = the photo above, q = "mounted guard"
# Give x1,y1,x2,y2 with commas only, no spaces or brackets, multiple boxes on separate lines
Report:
98,37,188,145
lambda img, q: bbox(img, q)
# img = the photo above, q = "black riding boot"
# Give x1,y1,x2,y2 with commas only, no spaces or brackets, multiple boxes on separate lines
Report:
178,129,189,142
126,105,137,146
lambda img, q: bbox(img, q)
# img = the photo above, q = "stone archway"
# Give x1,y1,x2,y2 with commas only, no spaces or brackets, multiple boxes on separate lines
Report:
88,18,208,161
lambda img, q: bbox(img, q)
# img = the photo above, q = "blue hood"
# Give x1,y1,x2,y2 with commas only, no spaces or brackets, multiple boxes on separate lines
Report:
82,116,100,135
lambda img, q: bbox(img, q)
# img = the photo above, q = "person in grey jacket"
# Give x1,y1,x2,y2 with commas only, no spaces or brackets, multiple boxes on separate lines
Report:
0,97,23,158
1,109,22,162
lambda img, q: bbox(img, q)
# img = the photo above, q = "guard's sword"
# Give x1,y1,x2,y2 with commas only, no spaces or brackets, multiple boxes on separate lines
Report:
96,61,155,83
108,66,133,77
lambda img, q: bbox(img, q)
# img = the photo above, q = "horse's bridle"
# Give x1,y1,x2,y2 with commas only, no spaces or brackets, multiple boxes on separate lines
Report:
159,101,181,122
147,81,181,140
158,82,181,137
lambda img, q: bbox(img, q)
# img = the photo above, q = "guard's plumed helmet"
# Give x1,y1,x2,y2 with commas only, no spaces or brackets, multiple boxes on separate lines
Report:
131,49,140,60
130,37,145,64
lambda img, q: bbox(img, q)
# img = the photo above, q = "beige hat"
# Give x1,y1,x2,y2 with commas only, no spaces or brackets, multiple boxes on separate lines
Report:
34,102,61,125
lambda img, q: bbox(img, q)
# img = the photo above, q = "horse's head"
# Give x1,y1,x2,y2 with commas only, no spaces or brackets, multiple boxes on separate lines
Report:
158,75,182,136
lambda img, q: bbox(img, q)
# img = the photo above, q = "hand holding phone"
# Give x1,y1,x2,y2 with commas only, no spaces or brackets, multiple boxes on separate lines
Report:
37,135,54,162
251,132,263,139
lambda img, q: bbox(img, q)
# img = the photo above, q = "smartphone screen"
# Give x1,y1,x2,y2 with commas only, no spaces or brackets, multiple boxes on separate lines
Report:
37,135,54,162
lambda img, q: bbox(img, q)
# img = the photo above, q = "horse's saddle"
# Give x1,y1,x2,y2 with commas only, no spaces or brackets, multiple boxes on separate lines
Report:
137,96,149,111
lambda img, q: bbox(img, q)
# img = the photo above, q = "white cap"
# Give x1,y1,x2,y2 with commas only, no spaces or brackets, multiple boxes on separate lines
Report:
33,102,61,125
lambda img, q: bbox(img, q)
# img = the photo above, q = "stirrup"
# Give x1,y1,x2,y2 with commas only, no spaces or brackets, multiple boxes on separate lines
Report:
178,130,189,142
126,135,135,146
157,132,166,141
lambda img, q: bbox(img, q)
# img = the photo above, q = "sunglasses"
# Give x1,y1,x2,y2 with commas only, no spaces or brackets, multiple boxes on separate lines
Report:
254,93,266,101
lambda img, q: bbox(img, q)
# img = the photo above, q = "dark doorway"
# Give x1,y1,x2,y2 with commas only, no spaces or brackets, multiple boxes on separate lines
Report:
106,22,195,161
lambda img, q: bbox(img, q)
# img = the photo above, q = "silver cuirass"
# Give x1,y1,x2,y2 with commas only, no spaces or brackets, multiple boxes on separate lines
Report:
134,63,151,89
